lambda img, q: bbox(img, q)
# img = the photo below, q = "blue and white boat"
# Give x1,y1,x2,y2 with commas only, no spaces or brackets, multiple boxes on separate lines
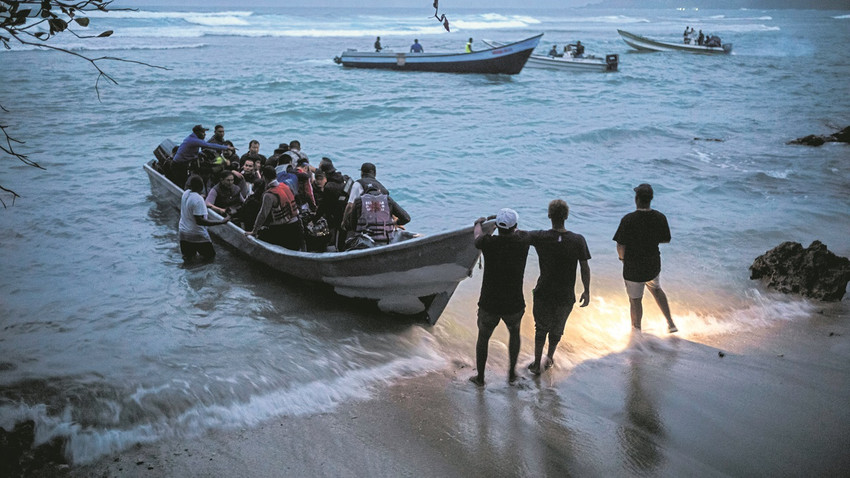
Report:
333,34,543,75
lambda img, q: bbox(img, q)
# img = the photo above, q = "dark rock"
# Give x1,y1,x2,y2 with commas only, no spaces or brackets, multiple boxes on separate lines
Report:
0,420,68,477
831,126,850,143
750,241,850,301
787,134,826,146
788,125,850,146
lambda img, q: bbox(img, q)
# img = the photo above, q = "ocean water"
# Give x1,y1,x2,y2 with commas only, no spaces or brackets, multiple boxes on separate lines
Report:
0,6,848,465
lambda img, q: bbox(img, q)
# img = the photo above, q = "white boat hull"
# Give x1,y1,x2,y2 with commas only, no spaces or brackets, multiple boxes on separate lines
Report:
618,29,732,54
482,40,618,72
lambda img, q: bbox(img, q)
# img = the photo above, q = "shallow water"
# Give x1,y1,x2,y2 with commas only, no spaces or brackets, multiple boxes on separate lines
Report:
0,6,848,464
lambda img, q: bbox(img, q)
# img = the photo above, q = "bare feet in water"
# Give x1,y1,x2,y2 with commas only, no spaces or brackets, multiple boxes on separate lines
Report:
469,375,485,387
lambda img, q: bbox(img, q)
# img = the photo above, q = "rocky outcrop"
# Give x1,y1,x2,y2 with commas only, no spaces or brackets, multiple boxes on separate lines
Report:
787,126,850,146
750,241,850,301
0,420,67,476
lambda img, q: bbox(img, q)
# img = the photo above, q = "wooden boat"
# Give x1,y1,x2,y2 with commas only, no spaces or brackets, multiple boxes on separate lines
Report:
482,39,618,72
333,34,543,75
617,29,732,54
144,155,494,324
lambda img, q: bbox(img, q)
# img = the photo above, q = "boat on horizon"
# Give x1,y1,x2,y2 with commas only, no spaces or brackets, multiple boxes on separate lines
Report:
145,149,494,325
482,39,618,72
617,29,732,54
333,34,543,75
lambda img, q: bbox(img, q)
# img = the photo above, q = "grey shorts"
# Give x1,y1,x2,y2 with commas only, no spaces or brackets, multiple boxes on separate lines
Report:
532,297,573,336
624,274,662,299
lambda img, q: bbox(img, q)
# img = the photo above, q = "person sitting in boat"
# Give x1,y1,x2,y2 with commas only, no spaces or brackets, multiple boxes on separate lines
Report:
705,35,721,47
548,45,563,58
239,158,260,195
342,162,410,248
294,157,317,214
232,178,265,231
567,41,584,58
374,36,382,52
465,37,473,53
205,170,246,217
170,124,235,189
246,166,304,251
240,139,266,169
284,139,308,165
410,39,424,53
697,30,705,46
319,157,353,251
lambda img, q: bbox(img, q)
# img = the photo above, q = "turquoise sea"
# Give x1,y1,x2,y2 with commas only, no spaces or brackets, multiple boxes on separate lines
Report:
1,5,848,467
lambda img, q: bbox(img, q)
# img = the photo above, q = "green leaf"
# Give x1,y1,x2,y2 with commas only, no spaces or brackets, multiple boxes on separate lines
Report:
74,17,90,27
97,30,113,38
48,18,67,33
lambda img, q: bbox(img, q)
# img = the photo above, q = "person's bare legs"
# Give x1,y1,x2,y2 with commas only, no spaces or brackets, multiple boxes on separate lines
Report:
648,286,677,332
507,325,521,382
629,298,643,330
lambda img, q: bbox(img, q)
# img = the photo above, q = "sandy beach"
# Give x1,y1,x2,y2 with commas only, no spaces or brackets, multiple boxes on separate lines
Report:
67,301,849,478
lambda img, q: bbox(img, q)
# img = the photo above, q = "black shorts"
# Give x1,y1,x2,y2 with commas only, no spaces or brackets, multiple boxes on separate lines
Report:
477,307,524,333
532,295,573,336
180,240,215,260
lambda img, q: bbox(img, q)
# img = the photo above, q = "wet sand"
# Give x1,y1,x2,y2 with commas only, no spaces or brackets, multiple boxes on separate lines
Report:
70,303,850,477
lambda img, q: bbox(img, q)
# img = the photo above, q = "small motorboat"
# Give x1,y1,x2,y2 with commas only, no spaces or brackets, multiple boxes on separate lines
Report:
482,39,618,72
618,29,732,54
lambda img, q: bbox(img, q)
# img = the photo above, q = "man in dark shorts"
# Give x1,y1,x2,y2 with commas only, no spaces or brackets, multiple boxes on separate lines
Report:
178,175,230,261
527,199,591,375
613,183,678,333
469,208,531,386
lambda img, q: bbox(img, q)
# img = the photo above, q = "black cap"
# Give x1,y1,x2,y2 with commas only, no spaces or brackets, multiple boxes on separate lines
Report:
634,183,654,200
192,125,209,135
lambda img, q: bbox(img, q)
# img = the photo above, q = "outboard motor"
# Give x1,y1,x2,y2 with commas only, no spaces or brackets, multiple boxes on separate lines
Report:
605,54,619,72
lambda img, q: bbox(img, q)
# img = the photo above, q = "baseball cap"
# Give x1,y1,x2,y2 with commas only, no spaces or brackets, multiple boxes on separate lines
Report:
192,124,209,135
495,208,518,229
634,183,654,200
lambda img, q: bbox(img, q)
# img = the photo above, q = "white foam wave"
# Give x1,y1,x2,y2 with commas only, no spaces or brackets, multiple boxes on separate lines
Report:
84,10,254,20
763,169,791,179
718,24,781,33
0,345,447,465
834,14,850,19
184,15,250,27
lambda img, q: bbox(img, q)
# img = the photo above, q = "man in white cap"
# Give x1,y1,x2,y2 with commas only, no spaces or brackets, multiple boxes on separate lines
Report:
613,183,678,333
469,208,531,386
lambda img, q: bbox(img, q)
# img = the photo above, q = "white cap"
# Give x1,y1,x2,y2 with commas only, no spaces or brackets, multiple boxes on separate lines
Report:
495,208,518,229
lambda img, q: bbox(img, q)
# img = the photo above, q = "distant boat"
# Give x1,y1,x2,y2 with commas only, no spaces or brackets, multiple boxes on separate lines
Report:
146,147,494,325
482,39,618,72
333,34,543,75
617,29,732,54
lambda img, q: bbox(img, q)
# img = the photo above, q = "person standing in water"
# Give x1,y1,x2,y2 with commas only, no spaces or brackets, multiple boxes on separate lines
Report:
469,209,531,386
613,183,678,334
527,199,591,375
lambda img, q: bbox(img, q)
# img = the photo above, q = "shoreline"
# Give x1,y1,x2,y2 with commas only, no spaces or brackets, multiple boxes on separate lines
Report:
66,302,850,477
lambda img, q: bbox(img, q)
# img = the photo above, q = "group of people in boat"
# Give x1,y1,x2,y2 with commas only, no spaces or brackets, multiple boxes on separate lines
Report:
159,124,410,261
683,26,722,47
548,40,585,58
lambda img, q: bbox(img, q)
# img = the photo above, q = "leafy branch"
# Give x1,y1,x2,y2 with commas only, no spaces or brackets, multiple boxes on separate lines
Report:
0,0,170,207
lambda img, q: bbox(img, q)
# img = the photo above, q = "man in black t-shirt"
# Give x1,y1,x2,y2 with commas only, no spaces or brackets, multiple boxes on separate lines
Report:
528,199,591,375
470,208,531,386
613,184,678,333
